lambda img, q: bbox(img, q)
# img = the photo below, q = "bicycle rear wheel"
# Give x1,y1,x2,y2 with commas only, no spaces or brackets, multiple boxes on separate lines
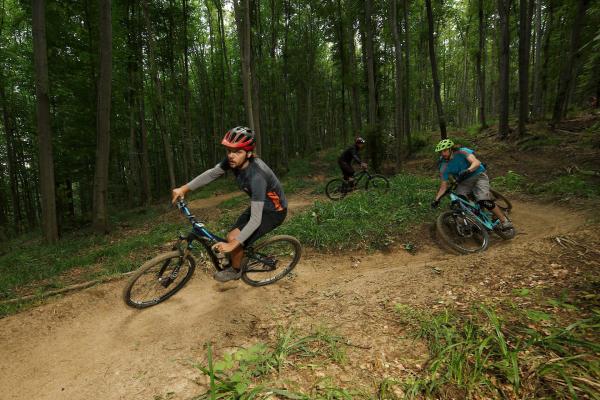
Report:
325,178,348,200
490,189,512,213
366,174,390,194
123,251,195,309
242,235,302,287
436,211,489,254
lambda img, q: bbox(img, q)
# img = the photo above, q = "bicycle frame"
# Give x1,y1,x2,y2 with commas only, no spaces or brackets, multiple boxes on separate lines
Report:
175,199,273,270
352,169,374,188
446,191,500,231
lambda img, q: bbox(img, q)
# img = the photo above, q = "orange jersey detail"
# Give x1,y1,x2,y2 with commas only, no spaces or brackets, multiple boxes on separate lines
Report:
267,191,284,211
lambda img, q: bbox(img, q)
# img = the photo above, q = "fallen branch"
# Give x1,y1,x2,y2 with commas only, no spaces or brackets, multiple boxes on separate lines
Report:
0,271,136,306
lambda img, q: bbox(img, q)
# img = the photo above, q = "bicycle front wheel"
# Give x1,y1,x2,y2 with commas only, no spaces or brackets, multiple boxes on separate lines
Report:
325,178,348,200
123,251,196,309
365,174,390,194
242,235,302,287
436,211,489,254
490,189,512,213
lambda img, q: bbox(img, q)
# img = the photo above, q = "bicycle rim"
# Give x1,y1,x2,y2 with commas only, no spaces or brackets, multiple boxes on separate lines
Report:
325,179,347,200
366,175,390,194
123,251,196,309
242,235,302,287
490,189,512,213
436,211,489,254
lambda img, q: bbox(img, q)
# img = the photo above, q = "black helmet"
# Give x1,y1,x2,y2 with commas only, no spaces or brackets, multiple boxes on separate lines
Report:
355,137,366,145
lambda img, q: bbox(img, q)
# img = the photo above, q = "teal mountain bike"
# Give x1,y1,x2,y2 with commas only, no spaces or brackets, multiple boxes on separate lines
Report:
436,184,515,254
123,199,302,309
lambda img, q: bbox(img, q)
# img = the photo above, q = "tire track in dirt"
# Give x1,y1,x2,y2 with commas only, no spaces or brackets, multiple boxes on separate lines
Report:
0,195,588,400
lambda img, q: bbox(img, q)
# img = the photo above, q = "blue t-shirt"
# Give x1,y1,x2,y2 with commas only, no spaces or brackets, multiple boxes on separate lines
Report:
438,147,485,181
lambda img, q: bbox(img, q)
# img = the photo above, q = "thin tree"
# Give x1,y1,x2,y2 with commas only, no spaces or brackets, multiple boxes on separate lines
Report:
31,0,58,243
497,0,511,139
425,0,447,139
391,0,404,169
476,0,488,129
92,0,112,233
518,0,533,136
550,0,591,126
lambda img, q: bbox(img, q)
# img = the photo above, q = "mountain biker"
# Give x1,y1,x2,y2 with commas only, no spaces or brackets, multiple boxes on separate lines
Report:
171,126,288,282
338,137,368,190
431,139,513,230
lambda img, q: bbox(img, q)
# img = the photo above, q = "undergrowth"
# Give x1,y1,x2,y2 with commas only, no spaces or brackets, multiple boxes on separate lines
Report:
279,174,438,251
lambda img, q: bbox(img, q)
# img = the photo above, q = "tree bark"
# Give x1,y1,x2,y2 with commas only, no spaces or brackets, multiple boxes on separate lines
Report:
31,0,58,243
362,0,381,171
531,0,543,118
92,0,112,233
403,0,411,150
142,0,176,188
425,0,447,139
476,0,488,129
550,0,590,126
182,0,194,181
497,0,511,139
233,0,261,154
391,0,404,169
518,0,533,136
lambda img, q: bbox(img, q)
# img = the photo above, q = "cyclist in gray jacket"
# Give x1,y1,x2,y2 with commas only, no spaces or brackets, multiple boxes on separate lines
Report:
171,127,287,282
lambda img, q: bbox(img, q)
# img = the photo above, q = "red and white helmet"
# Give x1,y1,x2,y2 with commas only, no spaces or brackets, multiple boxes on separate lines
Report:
221,126,255,151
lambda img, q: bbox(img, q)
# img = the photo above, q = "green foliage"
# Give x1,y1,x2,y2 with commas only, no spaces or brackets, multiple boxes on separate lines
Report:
536,174,600,198
279,174,437,251
193,326,348,400
399,305,600,399
491,170,527,192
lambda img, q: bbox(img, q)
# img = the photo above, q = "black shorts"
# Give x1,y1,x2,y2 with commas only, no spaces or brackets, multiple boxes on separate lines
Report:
338,159,354,179
231,207,287,246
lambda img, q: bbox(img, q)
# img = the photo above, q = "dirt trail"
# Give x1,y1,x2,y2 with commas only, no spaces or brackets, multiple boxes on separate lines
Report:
0,196,588,400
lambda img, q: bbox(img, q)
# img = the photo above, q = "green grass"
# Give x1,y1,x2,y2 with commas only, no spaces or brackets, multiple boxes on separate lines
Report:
193,326,348,400
395,303,600,399
536,174,600,198
279,174,438,251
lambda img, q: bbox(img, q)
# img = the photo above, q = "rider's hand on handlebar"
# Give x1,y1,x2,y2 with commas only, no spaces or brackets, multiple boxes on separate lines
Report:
360,162,368,170
171,186,188,204
457,169,469,181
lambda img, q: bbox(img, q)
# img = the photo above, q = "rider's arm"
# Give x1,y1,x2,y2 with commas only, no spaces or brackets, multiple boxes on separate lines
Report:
235,174,267,244
187,162,227,191
434,181,449,202
352,147,362,164
465,154,481,173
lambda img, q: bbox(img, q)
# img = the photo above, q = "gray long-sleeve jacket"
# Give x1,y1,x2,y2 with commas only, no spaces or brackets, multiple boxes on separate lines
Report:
187,157,287,243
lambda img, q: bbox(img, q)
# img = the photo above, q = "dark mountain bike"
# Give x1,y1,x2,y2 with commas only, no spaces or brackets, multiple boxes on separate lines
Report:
123,198,302,309
436,183,515,254
325,169,390,200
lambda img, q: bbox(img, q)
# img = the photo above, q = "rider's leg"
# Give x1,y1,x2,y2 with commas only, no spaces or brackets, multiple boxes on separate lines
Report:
471,173,512,228
226,229,244,269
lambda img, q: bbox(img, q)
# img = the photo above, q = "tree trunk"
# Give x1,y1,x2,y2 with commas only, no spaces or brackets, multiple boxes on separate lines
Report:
425,0,447,139
32,0,58,243
233,0,261,154
348,26,362,136
403,0,411,151
531,0,543,118
497,0,511,139
391,0,404,169
92,0,112,233
142,0,176,188
518,0,532,136
476,0,488,129
362,0,381,171
550,0,590,126
182,0,193,181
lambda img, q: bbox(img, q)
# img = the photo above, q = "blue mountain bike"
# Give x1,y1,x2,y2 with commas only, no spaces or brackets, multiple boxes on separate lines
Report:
436,184,515,254
123,199,302,309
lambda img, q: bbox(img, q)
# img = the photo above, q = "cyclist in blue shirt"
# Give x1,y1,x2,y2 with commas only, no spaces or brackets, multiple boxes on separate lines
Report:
171,127,287,282
431,139,513,230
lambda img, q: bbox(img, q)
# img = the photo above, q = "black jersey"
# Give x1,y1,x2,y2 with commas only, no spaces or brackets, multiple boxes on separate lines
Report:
339,145,363,164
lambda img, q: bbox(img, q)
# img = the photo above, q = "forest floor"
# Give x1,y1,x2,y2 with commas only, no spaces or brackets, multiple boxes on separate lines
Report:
0,116,599,399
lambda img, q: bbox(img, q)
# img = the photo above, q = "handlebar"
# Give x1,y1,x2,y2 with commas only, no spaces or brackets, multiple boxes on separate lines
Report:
175,198,205,230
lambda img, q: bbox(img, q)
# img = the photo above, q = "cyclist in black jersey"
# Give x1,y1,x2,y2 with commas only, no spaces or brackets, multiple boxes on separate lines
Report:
338,137,368,190
171,127,287,282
